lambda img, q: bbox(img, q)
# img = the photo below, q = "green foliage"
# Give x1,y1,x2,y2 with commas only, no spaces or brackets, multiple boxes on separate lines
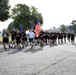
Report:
70,20,76,33
8,4,43,32
0,0,10,21
7,22,14,32
60,24,66,32
30,6,43,24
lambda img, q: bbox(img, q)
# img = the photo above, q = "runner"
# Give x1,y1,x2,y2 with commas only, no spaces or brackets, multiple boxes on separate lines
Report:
28,29,35,48
21,29,27,48
10,28,16,48
71,33,75,44
2,29,10,50
15,29,21,50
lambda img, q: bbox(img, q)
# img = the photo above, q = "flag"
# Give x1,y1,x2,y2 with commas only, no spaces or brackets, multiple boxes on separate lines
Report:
35,20,41,37
35,20,40,25
20,25,23,32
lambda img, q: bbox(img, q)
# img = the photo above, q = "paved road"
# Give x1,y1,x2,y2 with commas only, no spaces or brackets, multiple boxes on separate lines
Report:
0,43,76,75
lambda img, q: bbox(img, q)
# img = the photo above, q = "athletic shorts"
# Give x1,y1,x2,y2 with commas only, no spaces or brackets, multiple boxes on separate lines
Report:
29,38,33,42
3,38,9,43
22,37,27,41
16,39,21,44
11,37,15,41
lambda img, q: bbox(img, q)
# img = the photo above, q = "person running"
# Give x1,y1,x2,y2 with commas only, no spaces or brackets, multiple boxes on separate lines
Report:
28,29,35,48
10,28,16,48
58,33,61,44
21,29,27,48
63,33,67,43
2,29,10,50
70,33,75,44
43,31,49,45
15,29,21,50
60,33,63,44
39,30,44,48
67,33,71,42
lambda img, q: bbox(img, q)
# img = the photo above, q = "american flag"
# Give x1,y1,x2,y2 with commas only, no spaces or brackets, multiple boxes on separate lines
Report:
35,20,41,37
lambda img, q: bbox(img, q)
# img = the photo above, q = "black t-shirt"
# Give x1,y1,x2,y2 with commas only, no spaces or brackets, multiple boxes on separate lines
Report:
67,33,71,38
15,32,21,40
2,32,9,38
71,34,75,39
11,31,16,38
63,33,66,38
39,32,44,38
21,32,26,37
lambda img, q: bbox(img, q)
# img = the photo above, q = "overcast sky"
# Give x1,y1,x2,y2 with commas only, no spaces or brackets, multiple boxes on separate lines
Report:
0,0,76,31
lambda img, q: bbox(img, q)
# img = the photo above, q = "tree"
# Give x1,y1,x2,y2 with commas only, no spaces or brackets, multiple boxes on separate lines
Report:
59,24,66,32
9,4,43,31
7,22,14,32
30,6,43,25
70,20,76,33
0,0,10,21
71,20,76,25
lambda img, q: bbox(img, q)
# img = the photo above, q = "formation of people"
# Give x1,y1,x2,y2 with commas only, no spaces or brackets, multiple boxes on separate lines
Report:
2,28,75,50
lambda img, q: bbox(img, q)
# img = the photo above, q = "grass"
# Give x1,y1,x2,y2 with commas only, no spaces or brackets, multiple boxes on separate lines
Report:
0,36,2,44
0,36,2,41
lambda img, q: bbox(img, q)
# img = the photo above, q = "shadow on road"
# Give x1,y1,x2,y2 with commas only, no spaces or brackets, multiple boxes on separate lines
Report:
24,47,43,53
0,48,10,53
0,43,70,54
8,49,23,55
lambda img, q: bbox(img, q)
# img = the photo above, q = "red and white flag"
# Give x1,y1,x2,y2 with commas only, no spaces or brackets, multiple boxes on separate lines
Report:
35,22,41,37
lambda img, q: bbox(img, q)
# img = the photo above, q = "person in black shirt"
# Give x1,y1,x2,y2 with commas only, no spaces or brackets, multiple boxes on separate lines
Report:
58,33,61,44
15,29,21,50
63,33,67,43
21,29,27,48
70,33,75,44
67,33,71,42
49,33,53,45
2,29,10,50
60,33,63,44
43,31,49,45
10,28,16,48
39,30,44,48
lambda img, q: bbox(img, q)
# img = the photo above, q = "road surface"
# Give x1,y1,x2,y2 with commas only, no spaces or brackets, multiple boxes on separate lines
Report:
0,43,76,75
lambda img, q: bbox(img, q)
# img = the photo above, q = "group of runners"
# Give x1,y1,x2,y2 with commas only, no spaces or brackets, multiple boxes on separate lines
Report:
2,28,75,50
